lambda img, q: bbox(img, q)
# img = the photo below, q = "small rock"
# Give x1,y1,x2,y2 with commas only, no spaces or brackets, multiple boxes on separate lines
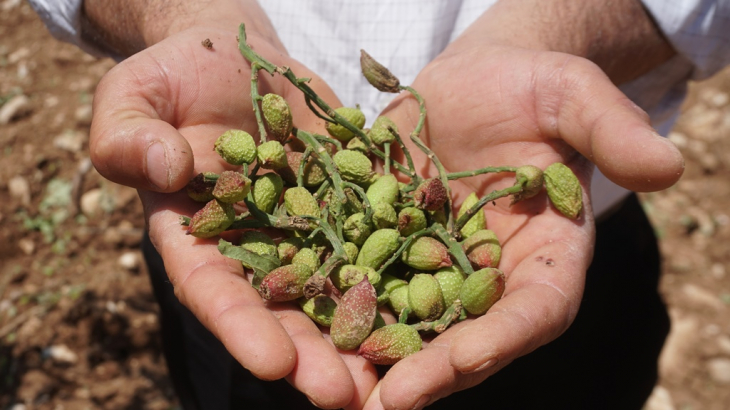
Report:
16,316,42,342
668,132,687,149
118,252,140,271
44,95,59,108
659,311,699,380
74,104,93,124
44,344,79,364
80,188,103,216
17,61,28,79
8,175,31,206
643,385,675,410
707,357,730,384
17,369,54,404
53,130,86,153
2,0,23,11
682,283,726,310
717,335,730,355
17,238,34,255
702,323,721,337
0,94,30,125
7,46,30,64
711,263,726,280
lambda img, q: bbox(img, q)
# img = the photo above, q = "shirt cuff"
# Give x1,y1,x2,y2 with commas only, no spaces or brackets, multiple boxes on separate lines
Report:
28,0,122,60
643,0,730,80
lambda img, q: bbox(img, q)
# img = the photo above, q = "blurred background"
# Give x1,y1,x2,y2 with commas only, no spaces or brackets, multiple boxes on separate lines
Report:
1,1,729,409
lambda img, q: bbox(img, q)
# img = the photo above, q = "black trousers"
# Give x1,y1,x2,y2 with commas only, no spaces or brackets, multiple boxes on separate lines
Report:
143,193,669,409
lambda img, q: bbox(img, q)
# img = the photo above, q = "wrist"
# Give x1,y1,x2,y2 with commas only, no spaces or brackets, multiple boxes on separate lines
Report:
454,0,675,84
82,0,282,57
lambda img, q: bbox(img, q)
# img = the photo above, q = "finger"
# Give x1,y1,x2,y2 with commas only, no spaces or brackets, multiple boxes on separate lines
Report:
532,54,684,192
376,214,592,409
362,382,384,410
272,307,356,409
142,190,297,380
449,201,592,370
375,322,491,410
327,334,380,410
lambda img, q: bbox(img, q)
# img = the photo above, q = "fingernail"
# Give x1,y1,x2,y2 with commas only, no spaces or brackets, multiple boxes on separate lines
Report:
411,395,431,410
469,357,498,373
146,141,170,190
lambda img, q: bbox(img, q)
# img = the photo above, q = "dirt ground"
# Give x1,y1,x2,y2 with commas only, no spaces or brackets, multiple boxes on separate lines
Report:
1,2,729,410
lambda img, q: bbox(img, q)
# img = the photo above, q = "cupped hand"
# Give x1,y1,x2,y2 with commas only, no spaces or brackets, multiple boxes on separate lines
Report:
89,27,379,409
363,42,684,409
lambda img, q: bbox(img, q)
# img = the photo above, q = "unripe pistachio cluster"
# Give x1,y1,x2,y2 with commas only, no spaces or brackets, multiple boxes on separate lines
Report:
179,25,584,365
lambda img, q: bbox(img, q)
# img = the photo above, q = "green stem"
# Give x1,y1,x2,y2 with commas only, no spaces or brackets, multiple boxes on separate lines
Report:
342,181,373,223
410,300,462,333
237,24,415,179
296,130,347,205
390,126,419,184
376,228,433,275
453,181,525,235
401,85,455,231
446,166,517,180
384,142,391,175
250,62,267,143
431,222,474,275
297,147,314,188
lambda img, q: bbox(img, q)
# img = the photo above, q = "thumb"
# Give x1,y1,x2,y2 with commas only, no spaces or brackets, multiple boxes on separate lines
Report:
89,58,195,193
542,56,684,192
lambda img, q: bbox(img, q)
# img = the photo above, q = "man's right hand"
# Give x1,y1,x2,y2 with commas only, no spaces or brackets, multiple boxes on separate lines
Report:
85,2,380,407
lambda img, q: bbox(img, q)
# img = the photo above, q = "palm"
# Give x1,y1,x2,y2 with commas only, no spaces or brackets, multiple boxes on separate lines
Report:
368,46,612,409
91,27,378,409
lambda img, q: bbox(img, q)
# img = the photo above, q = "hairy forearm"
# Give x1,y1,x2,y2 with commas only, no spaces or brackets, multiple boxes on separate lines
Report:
82,0,280,57
462,0,675,84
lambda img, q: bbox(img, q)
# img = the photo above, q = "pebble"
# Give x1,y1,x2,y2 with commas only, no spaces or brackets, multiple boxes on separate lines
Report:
0,94,30,124
44,95,59,108
659,312,698,380
2,0,23,11
682,284,725,310
75,104,93,124
17,238,34,255
667,132,687,149
8,175,31,206
711,263,726,280
717,335,730,355
53,130,86,153
643,385,675,410
7,46,29,64
44,344,78,364
80,188,103,217
706,357,730,384
118,252,140,271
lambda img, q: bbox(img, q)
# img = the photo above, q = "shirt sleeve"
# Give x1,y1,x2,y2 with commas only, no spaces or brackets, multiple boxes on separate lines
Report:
642,0,730,80
27,0,121,60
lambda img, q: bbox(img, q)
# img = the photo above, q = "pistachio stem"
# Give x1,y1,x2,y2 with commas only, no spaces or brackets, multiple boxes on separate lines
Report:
384,142,392,175
237,24,415,179
250,62,268,143
453,180,525,234
400,85,454,231
295,129,348,205
376,228,433,275
399,307,412,324
431,222,474,275
342,181,373,223
297,147,314,188
389,126,419,184
410,300,462,333
446,166,518,180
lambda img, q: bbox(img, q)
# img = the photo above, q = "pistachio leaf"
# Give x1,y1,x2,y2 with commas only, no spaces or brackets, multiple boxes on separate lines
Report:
218,239,280,288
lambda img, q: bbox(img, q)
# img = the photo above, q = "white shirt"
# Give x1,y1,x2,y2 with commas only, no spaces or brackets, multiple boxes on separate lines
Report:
28,0,730,216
